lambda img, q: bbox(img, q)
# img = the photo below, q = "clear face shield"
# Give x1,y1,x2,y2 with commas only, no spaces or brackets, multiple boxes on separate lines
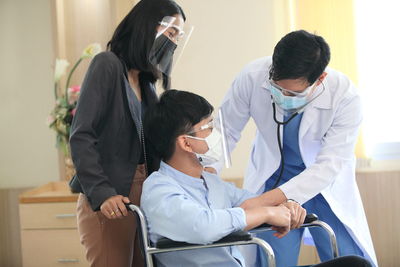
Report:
185,109,232,169
217,109,232,169
268,79,325,116
149,16,194,77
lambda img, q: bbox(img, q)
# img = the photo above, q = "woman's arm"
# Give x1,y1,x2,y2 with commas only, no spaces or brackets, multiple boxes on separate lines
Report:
70,52,118,211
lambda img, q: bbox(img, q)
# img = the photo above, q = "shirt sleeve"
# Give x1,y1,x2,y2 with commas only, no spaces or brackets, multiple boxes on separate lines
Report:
141,178,247,245
223,180,258,207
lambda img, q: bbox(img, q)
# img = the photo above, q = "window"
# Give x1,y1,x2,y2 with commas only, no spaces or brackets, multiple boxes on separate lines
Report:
354,0,400,159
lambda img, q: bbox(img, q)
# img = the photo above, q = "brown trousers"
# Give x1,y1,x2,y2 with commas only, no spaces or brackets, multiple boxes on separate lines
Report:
76,164,146,267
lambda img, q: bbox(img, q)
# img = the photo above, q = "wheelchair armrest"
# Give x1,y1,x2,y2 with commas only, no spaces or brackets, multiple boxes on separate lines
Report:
254,213,318,229
155,230,252,249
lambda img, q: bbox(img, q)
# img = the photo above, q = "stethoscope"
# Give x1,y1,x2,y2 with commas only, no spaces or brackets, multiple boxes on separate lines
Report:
270,81,326,189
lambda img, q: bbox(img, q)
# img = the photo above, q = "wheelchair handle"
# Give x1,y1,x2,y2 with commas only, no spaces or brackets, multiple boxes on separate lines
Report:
304,213,318,224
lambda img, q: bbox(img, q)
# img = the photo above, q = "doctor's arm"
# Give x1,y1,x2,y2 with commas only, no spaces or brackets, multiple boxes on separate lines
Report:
239,190,306,229
279,94,362,205
226,178,293,234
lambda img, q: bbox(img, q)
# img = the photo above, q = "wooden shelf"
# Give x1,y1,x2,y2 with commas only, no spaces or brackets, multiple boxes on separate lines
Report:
19,181,78,203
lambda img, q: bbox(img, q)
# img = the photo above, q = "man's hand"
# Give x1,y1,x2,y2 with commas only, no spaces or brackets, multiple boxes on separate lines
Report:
282,200,306,229
100,195,130,219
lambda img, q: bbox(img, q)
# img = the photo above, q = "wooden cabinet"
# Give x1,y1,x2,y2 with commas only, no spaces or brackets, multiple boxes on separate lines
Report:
19,182,88,267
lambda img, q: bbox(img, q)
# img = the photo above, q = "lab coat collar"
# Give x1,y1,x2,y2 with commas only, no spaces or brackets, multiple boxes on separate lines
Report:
310,80,332,110
261,79,269,90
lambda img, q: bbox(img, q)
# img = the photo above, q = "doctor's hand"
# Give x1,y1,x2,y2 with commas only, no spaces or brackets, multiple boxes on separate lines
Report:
282,200,306,229
100,195,130,219
265,205,291,238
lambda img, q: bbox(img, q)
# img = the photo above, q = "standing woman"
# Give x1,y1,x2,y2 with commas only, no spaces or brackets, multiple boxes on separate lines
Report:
69,0,187,266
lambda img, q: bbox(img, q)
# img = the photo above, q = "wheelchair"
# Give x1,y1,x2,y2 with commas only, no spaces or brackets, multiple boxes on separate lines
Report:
127,204,339,267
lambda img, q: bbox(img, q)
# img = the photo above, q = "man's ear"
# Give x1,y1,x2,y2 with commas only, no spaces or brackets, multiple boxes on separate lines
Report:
316,72,328,86
176,135,193,153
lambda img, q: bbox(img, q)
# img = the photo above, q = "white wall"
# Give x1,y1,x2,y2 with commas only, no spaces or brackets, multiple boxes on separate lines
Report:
0,0,292,188
173,0,291,179
0,0,58,188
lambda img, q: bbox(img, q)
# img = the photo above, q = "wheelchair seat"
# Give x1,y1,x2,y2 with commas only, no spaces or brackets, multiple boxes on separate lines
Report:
126,204,338,267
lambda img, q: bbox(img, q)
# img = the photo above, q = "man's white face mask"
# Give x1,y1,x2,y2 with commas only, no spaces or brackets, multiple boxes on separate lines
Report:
185,123,223,167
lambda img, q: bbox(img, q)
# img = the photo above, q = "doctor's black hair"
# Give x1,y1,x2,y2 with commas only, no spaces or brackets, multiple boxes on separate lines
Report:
269,30,330,85
107,0,185,90
144,90,214,161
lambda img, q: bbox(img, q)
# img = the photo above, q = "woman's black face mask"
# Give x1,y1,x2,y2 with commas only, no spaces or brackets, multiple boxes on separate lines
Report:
149,34,177,77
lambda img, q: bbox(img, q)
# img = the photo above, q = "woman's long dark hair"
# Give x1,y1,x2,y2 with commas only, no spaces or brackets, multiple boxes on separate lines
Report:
107,0,186,91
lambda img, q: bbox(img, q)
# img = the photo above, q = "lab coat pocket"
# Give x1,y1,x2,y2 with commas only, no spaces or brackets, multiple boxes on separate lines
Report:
301,139,321,166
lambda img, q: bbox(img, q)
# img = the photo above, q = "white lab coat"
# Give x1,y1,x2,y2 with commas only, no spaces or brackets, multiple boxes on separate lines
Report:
218,57,377,266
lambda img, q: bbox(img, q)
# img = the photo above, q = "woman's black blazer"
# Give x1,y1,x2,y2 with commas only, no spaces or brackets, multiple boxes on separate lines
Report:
69,51,159,211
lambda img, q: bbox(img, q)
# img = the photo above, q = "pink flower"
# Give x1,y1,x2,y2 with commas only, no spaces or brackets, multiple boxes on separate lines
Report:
68,85,81,105
71,108,77,116
69,85,81,93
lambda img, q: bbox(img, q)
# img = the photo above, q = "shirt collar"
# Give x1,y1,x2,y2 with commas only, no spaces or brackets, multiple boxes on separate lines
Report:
159,161,207,190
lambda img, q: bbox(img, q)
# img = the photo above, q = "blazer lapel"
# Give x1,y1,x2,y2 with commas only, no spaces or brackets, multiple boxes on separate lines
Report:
123,77,142,140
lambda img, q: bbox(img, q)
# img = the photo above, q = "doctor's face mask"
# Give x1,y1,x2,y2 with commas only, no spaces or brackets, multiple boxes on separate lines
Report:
268,80,317,112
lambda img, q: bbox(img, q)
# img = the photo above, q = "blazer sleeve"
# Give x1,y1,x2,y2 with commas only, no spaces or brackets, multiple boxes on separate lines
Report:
70,52,119,210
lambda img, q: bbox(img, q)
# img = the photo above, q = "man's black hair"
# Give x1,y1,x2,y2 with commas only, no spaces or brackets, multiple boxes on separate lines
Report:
144,90,214,161
269,30,331,84
107,0,186,90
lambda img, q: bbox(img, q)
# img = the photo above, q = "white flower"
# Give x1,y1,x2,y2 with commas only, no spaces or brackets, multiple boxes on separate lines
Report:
54,59,70,82
81,43,102,59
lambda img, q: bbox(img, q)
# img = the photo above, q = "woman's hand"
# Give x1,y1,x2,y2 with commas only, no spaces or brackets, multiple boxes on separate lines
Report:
282,200,306,229
100,195,130,219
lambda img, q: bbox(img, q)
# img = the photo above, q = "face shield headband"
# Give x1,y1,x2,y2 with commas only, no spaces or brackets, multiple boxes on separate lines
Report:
149,16,194,77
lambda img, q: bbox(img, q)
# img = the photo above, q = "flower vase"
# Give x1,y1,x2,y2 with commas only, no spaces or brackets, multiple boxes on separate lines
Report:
58,149,76,181
65,154,76,181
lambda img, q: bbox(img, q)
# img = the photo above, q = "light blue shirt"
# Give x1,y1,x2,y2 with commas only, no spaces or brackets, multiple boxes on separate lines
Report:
141,161,257,267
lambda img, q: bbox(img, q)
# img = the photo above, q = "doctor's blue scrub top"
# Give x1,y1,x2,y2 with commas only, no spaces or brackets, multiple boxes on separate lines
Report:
141,161,257,267
266,113,306,189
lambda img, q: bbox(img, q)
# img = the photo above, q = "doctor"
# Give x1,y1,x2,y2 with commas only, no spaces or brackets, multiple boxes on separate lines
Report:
212,30,377,266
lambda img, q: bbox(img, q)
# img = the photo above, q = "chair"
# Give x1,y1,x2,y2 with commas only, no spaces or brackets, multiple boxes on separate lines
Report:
127,204,339,267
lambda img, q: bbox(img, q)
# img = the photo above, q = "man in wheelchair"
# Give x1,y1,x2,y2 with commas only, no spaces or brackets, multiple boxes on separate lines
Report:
141,90,371,267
